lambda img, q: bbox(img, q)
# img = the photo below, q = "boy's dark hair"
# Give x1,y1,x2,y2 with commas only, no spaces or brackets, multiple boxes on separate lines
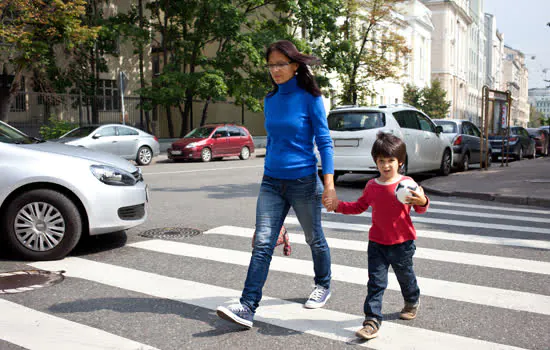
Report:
371,132,407,164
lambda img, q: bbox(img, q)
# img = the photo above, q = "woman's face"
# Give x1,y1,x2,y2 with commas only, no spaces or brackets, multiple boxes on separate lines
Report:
267,50,299,85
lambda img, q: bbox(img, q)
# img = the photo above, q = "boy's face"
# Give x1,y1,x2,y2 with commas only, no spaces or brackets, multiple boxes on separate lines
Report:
375,156,402,181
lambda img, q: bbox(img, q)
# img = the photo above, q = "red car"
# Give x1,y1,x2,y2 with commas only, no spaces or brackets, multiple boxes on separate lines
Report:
527,128,549,157
168,124,255,162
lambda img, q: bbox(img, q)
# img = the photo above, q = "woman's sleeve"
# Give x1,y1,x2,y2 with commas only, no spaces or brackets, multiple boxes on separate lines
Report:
310,95,334,175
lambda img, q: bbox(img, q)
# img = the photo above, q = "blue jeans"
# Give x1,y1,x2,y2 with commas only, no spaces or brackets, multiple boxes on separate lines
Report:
364,240,420,323
240,173,332,312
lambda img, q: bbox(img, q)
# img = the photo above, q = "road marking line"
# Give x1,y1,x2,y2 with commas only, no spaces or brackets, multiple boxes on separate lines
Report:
321,210,550,235
430,201,549,214
0,299,158,350
127,240,550,316
144,165,263,175
205,226,550,275
426,208,550,223
285,217,550,250
29,258,526,350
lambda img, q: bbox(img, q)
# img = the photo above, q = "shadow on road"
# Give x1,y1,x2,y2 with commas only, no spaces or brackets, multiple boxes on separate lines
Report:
152,182,260,199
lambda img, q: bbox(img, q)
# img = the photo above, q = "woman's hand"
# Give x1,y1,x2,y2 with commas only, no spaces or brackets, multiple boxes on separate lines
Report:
322,187,338,212
406,186,428,206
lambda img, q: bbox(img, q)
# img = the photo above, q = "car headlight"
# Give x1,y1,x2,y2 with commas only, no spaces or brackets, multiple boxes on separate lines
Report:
90,165,137,186
185,142,197,148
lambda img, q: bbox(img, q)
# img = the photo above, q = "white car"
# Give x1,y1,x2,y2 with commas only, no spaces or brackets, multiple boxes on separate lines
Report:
0,121,148,261
320,104,453,180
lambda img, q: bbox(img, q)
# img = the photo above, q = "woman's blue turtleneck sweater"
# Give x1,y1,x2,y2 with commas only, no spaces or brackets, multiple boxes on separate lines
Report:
263,76,334,180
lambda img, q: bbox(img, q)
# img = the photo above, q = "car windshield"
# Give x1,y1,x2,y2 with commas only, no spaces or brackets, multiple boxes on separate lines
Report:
0,122,37,144
184,127,215,138
327,112,385,131
62,126,98,138
434,121,457,133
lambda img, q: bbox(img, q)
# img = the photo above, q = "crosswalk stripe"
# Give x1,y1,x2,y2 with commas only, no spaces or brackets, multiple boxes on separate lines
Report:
426,208,550,223
285,217,550,250
430,200,549,215
205,226,550,275
127,240,550,316
28,258,526,350
321,210,550,235
0,298,158,350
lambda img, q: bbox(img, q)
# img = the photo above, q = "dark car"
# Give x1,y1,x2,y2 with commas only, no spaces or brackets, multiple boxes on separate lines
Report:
489,126,536,161
526,128,549,157
433,119,491,171
539,126,550,155
167,124,255,162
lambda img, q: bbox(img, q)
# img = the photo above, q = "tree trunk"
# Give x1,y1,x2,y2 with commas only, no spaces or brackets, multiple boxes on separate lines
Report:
165,106,174,137
180,92,192,137
138,0,151,133
0,69,22,122
200,97,211,126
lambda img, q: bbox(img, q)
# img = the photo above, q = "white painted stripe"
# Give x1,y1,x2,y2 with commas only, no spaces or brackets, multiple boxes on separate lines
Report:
430,200,550,215
144,165,262,175
321,210,550,235
204,226,550,275
426,208,550,224
29,258,526,350
0,299,158,350
128,240,550,316
285,217,550,250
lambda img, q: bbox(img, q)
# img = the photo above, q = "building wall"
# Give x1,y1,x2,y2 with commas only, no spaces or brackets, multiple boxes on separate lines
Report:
503,45,530,127
529,88,550,120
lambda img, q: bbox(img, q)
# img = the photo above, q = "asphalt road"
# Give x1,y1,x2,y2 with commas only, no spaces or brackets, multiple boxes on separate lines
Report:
1,154,549,350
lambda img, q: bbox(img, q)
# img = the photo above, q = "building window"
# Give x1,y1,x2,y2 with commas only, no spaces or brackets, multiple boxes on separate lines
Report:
97,79,120,111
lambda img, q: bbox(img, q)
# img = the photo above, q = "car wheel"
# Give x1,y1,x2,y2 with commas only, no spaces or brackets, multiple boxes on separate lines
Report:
457,153,469,172
2,189,82,261
136,146,153,166
516,147,523,161
239,146,250,160
438,149,452,176
201,148,212,162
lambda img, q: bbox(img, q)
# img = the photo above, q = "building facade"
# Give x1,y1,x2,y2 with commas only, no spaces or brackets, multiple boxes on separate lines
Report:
503,45,530,127
528,88,550,120
483,13,504,91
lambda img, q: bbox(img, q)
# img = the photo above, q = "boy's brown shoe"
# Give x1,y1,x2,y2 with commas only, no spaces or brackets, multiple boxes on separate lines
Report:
399,301,419,320
355,319,380,340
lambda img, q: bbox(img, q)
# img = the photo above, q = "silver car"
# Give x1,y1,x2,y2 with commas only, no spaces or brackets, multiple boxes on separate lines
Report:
56,124,160,165
0,121,149,261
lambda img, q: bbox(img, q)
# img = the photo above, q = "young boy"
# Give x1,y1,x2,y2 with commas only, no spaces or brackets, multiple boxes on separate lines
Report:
324,132,429,340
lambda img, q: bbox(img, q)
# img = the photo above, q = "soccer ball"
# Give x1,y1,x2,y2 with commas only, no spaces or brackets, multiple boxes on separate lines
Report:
395,179,418,204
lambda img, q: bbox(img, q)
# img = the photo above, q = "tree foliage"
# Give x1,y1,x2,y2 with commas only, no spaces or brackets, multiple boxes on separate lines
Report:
404,80,451,119
322,0,410,105
0,0,98,121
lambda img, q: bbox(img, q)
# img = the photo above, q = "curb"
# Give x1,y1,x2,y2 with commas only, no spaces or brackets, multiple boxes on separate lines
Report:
422,185,550,208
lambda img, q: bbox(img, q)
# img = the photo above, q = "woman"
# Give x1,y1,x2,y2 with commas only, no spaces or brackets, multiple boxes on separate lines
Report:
216,40,337,329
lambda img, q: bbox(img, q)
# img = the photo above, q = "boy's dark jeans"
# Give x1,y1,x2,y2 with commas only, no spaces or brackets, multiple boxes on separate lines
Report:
364,240,420,323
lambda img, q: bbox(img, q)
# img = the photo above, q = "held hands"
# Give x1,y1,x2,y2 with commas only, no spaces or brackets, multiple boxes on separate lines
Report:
322,187,339,212
405,186,428,206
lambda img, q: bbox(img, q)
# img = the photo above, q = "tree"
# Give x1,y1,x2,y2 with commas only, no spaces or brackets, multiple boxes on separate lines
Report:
403,84,422,109
404,80,451,119
322,0,410,105
0,0,98,121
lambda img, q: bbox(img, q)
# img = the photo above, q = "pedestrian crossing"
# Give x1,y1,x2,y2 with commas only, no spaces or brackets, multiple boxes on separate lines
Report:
1,199,549,350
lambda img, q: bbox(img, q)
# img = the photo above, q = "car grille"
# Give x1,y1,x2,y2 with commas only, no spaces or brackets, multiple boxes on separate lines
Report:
118,204,145,220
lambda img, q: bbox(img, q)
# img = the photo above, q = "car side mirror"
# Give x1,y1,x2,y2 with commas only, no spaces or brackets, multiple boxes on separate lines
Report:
435,126,443,134
92,133,101,139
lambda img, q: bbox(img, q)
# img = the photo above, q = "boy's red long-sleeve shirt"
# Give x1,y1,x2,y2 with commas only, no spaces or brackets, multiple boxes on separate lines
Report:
335,176,429,245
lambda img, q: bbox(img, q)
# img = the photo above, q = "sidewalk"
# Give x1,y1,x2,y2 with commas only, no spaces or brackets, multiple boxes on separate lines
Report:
420,156,550,208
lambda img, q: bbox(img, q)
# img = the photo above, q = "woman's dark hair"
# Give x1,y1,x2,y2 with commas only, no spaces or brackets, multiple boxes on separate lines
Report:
371,132,407,165
266,40,322,97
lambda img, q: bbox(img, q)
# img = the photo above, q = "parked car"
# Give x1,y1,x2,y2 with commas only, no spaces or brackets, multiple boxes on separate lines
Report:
168,124,255,162
433,119,492,171
488,126,536,161
320,104,453,180
54,124,160,166
538,126,550,155
0,121,148,261
526,128,549,156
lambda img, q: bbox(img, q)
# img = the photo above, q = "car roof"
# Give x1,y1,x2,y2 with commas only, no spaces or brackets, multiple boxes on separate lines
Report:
329,104,422,114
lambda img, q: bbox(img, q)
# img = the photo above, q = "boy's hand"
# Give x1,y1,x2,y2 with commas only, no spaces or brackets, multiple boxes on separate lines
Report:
322,188,338,212
406,186,428,206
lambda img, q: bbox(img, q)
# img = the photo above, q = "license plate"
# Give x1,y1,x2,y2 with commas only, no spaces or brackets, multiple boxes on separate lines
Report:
170,150,182,155
334,139,359,147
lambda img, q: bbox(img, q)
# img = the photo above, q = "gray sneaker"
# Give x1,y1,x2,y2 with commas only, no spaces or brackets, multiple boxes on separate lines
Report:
304,285,331,309
216,303,254,328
